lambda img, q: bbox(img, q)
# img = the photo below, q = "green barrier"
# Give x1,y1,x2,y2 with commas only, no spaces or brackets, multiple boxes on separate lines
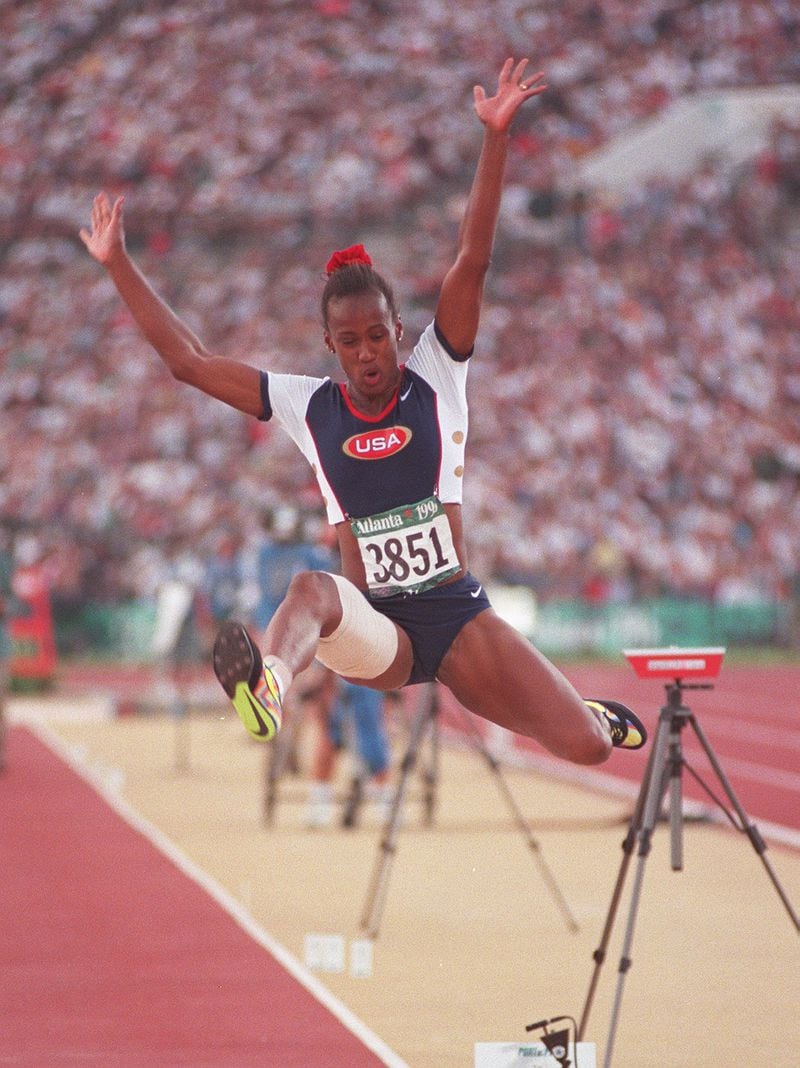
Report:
531,598,788,656
51,596,791,661
53,602,157,660
649,598,784,646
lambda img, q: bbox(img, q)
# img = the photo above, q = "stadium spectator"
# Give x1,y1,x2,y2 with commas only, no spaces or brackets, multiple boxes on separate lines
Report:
1,1,798,641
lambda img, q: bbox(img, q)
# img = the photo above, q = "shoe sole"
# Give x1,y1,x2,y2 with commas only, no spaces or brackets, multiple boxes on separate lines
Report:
213,621,279,741
587,698,648,750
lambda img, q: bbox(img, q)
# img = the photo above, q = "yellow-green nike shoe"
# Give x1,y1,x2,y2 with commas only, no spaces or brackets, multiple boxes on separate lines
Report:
585,699,647,750
213,621,283,741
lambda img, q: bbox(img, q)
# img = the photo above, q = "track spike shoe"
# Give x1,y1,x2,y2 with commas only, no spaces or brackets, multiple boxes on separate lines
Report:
585,699,647,750
213,621,283,741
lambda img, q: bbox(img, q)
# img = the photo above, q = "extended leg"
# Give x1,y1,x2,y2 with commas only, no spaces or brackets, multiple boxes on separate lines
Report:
438,609,612,764
214,570,411,742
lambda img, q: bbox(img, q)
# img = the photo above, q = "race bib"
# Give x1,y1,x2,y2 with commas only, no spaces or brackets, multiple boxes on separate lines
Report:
350,496,460,597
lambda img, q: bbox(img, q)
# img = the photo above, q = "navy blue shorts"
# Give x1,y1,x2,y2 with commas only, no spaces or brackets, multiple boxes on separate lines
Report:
366,572,491,685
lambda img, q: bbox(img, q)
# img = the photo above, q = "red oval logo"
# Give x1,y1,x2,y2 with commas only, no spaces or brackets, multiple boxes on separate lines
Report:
343,426,412,460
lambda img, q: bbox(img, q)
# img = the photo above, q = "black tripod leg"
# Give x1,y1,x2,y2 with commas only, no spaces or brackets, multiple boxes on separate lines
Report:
667,715,685,871
457,708,580,934
341,773,365,828
263,735,281,825
421,685,440,826
359,689,435,940
602,709,673,1067
689,714,800,932
263,703,303,825
578,711,666,1040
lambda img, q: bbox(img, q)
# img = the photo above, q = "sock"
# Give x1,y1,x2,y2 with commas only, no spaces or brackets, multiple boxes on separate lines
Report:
263,655,293,701
306,781,335,828
309,781,334,805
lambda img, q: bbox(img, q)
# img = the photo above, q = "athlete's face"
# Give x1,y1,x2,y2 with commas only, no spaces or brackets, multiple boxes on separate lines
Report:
324,291,403,413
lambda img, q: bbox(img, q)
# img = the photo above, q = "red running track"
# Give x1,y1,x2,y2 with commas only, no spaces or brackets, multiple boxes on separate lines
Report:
563,662,800,836
440,662,800,843
1,726,404,1068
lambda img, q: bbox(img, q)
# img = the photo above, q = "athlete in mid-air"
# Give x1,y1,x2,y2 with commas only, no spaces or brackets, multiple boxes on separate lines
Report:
81,57,646,764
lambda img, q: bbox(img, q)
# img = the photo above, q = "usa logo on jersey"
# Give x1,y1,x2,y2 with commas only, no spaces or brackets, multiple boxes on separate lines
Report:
342,426,413,459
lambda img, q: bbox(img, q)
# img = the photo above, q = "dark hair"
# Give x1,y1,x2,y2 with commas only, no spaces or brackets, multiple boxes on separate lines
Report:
321,263,398,328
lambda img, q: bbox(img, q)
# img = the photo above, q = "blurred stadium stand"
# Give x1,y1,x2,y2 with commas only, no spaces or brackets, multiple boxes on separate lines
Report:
2,1,799,660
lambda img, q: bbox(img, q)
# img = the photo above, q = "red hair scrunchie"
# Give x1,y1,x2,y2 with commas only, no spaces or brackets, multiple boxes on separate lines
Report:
325,244,373,276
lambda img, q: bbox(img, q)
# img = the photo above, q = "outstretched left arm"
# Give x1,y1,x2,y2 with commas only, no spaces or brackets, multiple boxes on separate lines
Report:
434,58,547,356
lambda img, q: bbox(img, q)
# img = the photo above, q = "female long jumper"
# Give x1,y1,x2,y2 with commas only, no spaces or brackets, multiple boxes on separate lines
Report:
81,58,646,762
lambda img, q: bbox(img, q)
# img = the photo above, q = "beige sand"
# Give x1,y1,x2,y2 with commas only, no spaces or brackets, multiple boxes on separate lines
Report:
40,707,800,1067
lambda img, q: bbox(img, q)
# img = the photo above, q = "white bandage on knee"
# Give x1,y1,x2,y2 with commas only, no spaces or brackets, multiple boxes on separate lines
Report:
316,573,398,680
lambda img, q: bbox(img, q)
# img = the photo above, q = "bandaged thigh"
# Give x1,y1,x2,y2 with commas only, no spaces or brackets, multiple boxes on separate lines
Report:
316,573,398,679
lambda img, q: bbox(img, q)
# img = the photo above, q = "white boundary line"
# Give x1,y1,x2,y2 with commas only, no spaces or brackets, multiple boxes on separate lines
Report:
440,722,800,852
688,716,800,751
498,740,800,853
30,722,409,1068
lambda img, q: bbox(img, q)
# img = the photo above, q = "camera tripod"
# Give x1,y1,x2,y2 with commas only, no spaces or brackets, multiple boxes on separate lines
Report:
578,674,799,1067
360,682,580,939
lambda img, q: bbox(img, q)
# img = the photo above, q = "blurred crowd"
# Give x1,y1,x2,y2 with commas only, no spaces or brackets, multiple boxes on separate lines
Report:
2,0,799,619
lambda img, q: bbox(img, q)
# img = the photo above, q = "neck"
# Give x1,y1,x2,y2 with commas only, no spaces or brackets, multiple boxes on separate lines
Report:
345,371,402,418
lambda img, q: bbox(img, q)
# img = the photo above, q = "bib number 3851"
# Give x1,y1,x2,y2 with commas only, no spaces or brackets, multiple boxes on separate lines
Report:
351,496,460,596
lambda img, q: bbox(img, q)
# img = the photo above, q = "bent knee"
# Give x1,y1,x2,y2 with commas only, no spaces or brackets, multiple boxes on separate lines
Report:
315,574,400,680
284,570,341,621
534,706,613,765
285,569,329,598
564,714,613,765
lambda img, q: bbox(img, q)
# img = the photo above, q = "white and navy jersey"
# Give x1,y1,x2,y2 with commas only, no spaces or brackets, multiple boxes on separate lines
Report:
259,322,470,524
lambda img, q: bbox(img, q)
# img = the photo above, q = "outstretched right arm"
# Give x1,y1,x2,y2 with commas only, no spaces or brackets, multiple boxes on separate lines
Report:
80,193,263,417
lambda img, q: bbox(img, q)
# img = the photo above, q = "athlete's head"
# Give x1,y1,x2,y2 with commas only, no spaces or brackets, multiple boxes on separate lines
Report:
321,244,398,330
321,245,403,405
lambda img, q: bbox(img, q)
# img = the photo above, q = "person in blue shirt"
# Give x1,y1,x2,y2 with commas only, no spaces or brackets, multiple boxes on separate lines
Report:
250,507,330,631
306,679,394,829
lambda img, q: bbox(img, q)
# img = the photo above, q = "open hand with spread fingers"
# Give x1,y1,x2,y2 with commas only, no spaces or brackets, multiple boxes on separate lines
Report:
473,57,547,133
79,192,126,268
